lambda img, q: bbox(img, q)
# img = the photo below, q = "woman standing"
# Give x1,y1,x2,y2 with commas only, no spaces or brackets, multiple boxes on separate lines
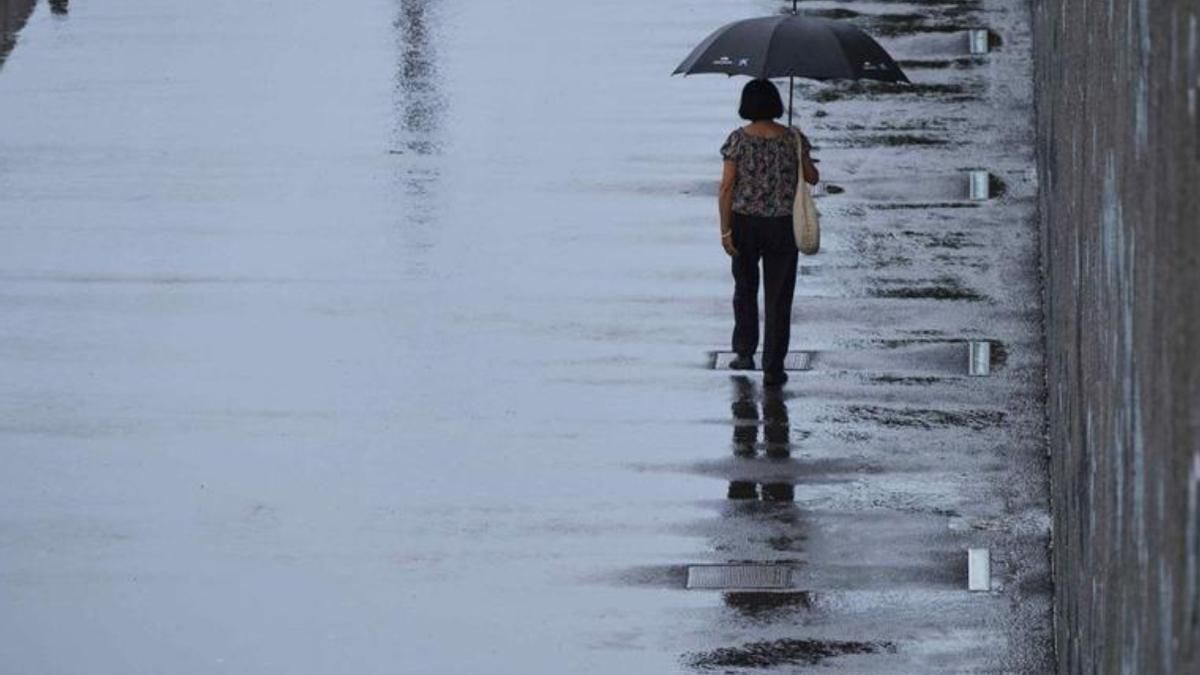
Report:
718,79,819,387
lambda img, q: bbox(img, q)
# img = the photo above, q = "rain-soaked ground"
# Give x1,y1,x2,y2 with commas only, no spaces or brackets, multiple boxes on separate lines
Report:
0,0,1051,672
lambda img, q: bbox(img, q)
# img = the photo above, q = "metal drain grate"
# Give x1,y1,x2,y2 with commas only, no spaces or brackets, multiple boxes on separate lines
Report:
711,351,815,371
686,564,793,590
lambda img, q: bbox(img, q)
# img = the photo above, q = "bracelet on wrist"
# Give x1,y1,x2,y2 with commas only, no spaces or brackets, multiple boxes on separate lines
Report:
720,231,732,239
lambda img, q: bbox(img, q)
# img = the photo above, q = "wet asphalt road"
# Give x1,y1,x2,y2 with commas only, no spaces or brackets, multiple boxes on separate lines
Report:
0,0,1051,672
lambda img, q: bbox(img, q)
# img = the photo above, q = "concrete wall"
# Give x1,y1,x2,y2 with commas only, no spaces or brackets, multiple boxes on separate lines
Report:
1032,0,1200,671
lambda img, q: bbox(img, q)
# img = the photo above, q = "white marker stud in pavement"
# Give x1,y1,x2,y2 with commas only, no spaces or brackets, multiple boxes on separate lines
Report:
968,340,992,376
969,29,990,55
968,548,991,591
969,170,991,200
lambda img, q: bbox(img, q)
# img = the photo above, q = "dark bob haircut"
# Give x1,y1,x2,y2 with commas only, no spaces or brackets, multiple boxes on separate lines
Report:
738,79,784,121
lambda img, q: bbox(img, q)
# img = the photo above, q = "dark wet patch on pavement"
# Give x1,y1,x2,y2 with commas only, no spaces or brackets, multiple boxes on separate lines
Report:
601,565,690,589
799,0,983,31
866,276,985,301
987,340,1008,368
868,375,944,385
830,133,953,147
986,172,1009,198
1018,569,1054,596
639,457,873,483
809,81,983,103
721,591,815,621
931,253,991,271
837,404,1007,431
764,534,805,552
683,637,896,670
902,230,981,249
813,11,968,37
866,201,982,210
898,56,987,69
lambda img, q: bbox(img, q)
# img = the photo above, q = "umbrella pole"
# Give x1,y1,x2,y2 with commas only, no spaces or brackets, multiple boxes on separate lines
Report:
789,1,797,127
788,76,794,128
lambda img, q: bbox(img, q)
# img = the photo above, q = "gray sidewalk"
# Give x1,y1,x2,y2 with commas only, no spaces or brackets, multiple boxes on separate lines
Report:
0,0,1050,672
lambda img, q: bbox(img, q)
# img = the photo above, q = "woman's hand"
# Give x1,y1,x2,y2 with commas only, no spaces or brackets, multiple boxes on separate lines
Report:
721,231,738,257
719,160,737,256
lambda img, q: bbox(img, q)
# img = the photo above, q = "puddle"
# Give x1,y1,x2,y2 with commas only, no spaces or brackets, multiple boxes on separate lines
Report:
683,638,897,670
729,375,794,457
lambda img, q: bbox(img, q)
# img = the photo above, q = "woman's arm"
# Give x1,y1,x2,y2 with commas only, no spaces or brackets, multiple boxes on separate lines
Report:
800,134,819,185
719,160,738,256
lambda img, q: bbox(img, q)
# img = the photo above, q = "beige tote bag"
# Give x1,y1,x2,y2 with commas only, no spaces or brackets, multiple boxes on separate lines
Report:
792,129,820,255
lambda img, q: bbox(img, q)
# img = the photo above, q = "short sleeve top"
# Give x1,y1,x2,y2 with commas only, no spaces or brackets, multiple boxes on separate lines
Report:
720,127,801,217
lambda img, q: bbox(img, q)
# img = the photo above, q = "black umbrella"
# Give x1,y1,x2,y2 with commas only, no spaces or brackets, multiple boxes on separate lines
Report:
672,2,908,125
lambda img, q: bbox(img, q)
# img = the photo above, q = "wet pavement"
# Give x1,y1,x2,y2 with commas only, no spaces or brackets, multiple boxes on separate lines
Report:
0,0,1051,673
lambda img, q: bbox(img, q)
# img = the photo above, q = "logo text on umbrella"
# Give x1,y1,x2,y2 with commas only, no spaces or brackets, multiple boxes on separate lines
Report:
711,56,750,67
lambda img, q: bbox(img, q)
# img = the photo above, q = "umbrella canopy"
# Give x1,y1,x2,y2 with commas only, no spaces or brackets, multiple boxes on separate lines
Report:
672,14,908,84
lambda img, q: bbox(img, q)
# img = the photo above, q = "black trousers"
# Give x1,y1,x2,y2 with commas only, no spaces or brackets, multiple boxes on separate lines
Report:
730,212,798,375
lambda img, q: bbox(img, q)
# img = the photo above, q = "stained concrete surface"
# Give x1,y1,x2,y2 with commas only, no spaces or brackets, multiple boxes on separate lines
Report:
1033,0,1200,671
1,0,1050,672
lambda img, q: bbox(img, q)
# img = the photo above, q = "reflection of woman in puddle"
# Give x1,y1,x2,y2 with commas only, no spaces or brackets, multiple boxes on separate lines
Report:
719,79,819,387
730,375,791,459
729,377,795,502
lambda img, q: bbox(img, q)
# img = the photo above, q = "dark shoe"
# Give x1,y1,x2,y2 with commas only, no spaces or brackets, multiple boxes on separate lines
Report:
729,354,756,370
762,370,788,387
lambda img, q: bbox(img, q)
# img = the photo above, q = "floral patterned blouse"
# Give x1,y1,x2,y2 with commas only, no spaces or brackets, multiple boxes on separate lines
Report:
720,127,805,217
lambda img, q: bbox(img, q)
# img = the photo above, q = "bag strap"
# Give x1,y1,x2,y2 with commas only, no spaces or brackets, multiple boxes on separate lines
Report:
792,128,805,184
